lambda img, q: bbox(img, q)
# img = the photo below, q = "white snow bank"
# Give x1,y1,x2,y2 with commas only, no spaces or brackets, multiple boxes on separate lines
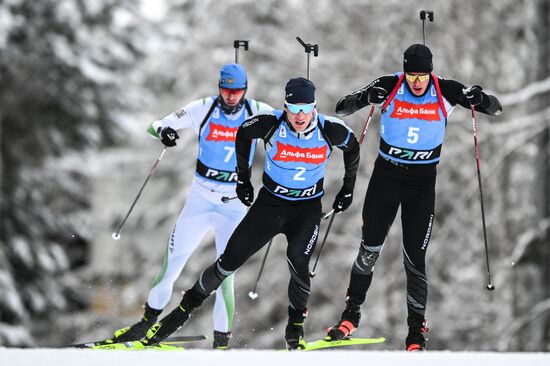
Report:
1,349,549,366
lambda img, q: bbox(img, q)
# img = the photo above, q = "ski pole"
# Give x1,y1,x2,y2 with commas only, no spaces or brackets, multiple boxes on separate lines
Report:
248,238,274,300
309,211,337,278
234,40,249,64
359,105,375,145
296,36,319,80
419,10,434,45
470,106,495,291
112,147,167,240
221,195,238,203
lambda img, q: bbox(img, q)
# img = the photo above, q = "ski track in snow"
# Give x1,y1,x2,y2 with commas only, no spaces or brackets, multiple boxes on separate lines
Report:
1,349,549,366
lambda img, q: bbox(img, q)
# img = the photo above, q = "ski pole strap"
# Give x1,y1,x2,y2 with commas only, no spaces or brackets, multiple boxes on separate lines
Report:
198,99,219,139
431,73,448,119
381,73,405,113
244,98,253,117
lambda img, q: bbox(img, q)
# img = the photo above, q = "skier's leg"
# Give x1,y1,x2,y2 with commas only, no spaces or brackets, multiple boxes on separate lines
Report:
116,190,212,342
400,175,435,350
210,201,247,348
328,164,399,340
283,200,322,349
146,200,281,344
147,191,213,310
348,167,399,305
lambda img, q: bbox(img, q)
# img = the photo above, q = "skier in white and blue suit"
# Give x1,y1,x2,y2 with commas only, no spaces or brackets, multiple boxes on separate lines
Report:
142,77,361,350
326,44,503,351
114,63,272,349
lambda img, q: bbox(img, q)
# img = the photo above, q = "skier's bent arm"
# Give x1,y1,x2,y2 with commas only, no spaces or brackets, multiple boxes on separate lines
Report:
235,113,278,176
335,75,398,116
147,98,214,138
439,78,503,116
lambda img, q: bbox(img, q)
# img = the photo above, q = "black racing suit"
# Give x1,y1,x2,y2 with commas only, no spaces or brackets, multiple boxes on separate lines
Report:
336,74,502,323
183,110,360,326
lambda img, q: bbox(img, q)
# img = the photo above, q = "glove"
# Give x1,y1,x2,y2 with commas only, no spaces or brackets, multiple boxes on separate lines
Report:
332,185,354,214
367,87,388,105
236,170,254,206
463,85,483,106
160,127,179,147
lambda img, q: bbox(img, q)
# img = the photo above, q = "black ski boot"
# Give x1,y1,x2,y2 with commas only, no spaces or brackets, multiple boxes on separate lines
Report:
405,317,429,351
144,289,205,345
213,331,231,349
285,323,305,350
114,303,162,342
327,301,361,340
285,307,307,350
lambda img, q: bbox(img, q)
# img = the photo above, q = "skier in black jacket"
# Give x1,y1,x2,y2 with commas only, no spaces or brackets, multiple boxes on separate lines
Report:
142,77,360,349
326,44,502,351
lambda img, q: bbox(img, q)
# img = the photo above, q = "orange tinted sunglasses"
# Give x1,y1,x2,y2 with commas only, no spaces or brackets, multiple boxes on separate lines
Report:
405,73,430,83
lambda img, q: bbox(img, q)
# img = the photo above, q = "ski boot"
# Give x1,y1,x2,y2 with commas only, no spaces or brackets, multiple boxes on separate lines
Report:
114,303,162,342
213,331,231,349
285,323,306,350
405,317,429,351
326,301,361,340
143,289,205,345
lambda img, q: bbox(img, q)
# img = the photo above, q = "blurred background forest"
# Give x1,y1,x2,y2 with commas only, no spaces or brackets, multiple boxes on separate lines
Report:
1,0,549,351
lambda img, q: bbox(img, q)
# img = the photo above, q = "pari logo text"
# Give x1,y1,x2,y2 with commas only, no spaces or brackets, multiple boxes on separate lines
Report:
206,123,238,142
388,147,434,161
273,142,327,164
205,169,237,182
391,100,441,121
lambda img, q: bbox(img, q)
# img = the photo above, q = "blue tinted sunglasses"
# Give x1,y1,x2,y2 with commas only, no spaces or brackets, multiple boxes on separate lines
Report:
285,102,316,114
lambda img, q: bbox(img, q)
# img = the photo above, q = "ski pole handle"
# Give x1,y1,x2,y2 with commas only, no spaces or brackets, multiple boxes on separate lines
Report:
112,147,167,240
221,196,238,203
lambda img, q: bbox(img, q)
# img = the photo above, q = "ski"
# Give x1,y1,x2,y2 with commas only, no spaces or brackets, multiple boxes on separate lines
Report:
285,337,385,351
89,340,183,351
68,334,207,349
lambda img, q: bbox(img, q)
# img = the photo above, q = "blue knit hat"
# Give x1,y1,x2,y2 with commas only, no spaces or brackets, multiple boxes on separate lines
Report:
219,63,247,89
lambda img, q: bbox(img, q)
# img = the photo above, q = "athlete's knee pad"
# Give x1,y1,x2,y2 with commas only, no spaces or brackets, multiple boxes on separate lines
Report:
352,240,383,275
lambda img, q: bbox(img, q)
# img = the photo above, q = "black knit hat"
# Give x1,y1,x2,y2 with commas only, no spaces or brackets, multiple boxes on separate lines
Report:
285,77,316,104
403,44,433,73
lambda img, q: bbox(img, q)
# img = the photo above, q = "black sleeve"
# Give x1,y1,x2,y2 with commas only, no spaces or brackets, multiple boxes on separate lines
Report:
438,78,503,116
235,113,279,178
335,75,399,116
323,117,360,190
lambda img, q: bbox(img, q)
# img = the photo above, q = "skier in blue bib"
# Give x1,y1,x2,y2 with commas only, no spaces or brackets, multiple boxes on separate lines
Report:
141,77,360,350
113,63,272,349
326,44,502,351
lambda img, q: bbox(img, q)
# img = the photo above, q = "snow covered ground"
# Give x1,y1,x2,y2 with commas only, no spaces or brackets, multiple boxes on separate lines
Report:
1,349,549,366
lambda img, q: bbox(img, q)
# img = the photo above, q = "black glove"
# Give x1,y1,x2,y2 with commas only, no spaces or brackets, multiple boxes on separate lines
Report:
332,185,354,214
464,85,483,106
367,87,388,105
160,127,179,147
236,170,254,207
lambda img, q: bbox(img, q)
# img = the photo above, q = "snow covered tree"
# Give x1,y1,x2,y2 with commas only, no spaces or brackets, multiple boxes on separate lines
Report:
0,0,144,346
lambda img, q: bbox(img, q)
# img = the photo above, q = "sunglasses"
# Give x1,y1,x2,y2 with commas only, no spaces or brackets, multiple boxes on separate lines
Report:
285,102,316,114
220,88,246,96
405,73,430,83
